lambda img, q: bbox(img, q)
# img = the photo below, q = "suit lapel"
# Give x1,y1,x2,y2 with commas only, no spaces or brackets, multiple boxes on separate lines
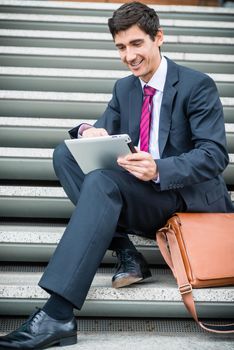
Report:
159,58,179,156
128,78,143,145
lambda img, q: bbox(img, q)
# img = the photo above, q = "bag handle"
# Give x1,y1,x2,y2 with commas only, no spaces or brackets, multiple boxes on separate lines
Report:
157,228,234,334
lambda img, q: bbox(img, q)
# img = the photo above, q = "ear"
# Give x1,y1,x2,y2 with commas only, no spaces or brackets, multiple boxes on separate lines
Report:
155,29,164,47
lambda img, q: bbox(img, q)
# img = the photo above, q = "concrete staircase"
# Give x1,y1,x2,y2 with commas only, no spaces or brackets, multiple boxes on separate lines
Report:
0,0,234,335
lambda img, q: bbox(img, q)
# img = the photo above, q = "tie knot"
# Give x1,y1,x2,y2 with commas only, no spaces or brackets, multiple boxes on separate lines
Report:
143,85,156,97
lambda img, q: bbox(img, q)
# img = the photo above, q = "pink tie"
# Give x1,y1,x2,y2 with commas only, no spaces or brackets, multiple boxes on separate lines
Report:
140,85,156,152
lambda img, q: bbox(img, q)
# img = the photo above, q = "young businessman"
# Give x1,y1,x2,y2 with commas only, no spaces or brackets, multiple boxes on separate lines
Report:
0,2,233,349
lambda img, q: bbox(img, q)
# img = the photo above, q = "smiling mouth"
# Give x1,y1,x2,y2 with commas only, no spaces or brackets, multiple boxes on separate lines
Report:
129,58,143,68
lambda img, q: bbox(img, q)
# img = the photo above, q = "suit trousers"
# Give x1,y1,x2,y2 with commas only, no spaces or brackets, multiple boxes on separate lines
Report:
49,141,138,251
39,142,186,309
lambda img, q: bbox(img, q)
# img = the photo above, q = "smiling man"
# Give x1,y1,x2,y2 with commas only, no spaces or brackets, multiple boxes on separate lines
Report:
0,2,233,349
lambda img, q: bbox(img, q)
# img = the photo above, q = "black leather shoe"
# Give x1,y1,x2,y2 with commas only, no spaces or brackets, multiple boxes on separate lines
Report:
0,309,77,349
112,249,152,288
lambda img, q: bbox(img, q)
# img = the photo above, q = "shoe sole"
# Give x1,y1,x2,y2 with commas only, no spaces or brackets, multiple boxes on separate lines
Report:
40,334,77,349
112,276,144,289
112,269,152,289
59,334,77,347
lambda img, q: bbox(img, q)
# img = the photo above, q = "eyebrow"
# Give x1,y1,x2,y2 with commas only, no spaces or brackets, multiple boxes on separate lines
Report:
115,38,144,48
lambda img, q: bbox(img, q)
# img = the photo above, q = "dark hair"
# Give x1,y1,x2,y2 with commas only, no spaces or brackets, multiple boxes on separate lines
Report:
108,2,160,41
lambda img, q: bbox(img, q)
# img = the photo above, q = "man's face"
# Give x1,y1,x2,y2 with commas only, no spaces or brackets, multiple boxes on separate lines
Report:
114,24,164,83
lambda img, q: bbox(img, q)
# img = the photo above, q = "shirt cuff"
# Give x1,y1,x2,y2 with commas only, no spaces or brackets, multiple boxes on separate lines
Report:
77,123,93,138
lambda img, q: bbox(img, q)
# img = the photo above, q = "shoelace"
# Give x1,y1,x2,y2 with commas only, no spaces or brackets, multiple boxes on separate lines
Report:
31,311,43,326
21,308,40,326
11,308,42,334
29,308,45,335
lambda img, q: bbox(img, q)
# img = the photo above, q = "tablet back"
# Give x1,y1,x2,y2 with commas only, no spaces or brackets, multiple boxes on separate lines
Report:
64,134,134,174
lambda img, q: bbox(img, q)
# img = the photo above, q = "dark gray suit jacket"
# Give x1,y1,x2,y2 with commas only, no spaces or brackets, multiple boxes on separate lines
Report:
70,57,233,213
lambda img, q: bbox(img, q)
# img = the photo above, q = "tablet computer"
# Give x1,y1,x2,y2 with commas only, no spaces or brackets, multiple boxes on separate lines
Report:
64,134,136,174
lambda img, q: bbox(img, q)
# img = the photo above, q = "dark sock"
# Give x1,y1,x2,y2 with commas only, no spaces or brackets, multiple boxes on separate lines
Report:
109,236,137,251
42,293,74,320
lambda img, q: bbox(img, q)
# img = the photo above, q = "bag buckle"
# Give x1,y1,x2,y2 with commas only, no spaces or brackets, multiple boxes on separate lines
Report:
179,283,192,295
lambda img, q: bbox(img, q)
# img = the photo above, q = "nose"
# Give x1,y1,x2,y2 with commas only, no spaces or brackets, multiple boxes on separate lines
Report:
125,47,137,63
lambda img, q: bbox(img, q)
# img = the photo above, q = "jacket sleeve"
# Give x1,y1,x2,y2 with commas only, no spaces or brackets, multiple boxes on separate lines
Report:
156,75,229,191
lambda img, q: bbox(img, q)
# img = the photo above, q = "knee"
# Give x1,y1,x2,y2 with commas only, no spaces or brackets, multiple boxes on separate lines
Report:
84,169,120,195
83,169,104,186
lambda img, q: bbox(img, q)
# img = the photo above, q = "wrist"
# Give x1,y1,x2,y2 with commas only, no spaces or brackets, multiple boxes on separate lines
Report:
79,124,93,136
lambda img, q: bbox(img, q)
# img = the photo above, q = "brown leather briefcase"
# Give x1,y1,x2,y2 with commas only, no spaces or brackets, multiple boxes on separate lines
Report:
156,213,234,333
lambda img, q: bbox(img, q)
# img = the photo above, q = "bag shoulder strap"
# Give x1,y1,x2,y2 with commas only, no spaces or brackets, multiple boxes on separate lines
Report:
157,228,234,334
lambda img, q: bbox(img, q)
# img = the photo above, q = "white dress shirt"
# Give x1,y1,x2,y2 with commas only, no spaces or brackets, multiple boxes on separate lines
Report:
139,55,168,160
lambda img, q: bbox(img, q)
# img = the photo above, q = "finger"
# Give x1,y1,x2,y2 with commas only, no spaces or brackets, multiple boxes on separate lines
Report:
123,162,156,176
119,162,156,181
92,128,108,137
99,129,109,136
120,163,147,171
118,154,144,163
126,169,149,181
121,163,149,174
83,128,108,138
117,158,152,168
125,151,152,161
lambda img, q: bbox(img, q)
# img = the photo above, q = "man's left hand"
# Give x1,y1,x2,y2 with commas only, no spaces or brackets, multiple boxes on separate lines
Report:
117,149,158,181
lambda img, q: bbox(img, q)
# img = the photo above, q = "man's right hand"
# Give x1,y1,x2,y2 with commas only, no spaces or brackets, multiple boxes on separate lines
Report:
82,127,109,138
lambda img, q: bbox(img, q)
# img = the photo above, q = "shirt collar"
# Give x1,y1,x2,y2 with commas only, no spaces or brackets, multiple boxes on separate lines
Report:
140,55,167,93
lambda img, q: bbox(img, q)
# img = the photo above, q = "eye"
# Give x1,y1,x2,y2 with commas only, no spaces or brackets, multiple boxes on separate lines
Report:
133,40,143,47
117,46,125,52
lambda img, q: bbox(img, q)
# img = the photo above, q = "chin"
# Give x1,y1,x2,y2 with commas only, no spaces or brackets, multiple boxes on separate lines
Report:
130,68,144,77
131,71,141,77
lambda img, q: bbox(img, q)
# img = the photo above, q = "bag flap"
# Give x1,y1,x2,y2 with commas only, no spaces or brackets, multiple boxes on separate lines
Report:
171,213,234,281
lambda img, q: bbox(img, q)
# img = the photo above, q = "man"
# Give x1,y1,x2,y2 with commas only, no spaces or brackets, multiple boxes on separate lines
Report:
0,2,233,349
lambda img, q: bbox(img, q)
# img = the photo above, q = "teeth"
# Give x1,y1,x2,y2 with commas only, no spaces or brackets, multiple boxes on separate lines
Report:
131,61,142,67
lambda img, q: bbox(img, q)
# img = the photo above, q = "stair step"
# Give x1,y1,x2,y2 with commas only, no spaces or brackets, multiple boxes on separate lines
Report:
0,222,161,263
1,67,233,81
0,91,232,120
1,67,234,81
1,39,233,54
0,118,234,149
0,185,73,218
0,116,93,148
0,266,233,317
1,318,234,349
0,30,233,46
1,44,233,62
1,92,231,107
0,317,223,336
0,90,108,118
0,90,111,101
0,13,233,36
1,13,233,29
1,46,232,73
0,186,233,218
0,116,89,127
0,148,233,184
0,90,111,102
1,0,234,18
2,12,233,27
1,67,233,96
0,66,127,79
